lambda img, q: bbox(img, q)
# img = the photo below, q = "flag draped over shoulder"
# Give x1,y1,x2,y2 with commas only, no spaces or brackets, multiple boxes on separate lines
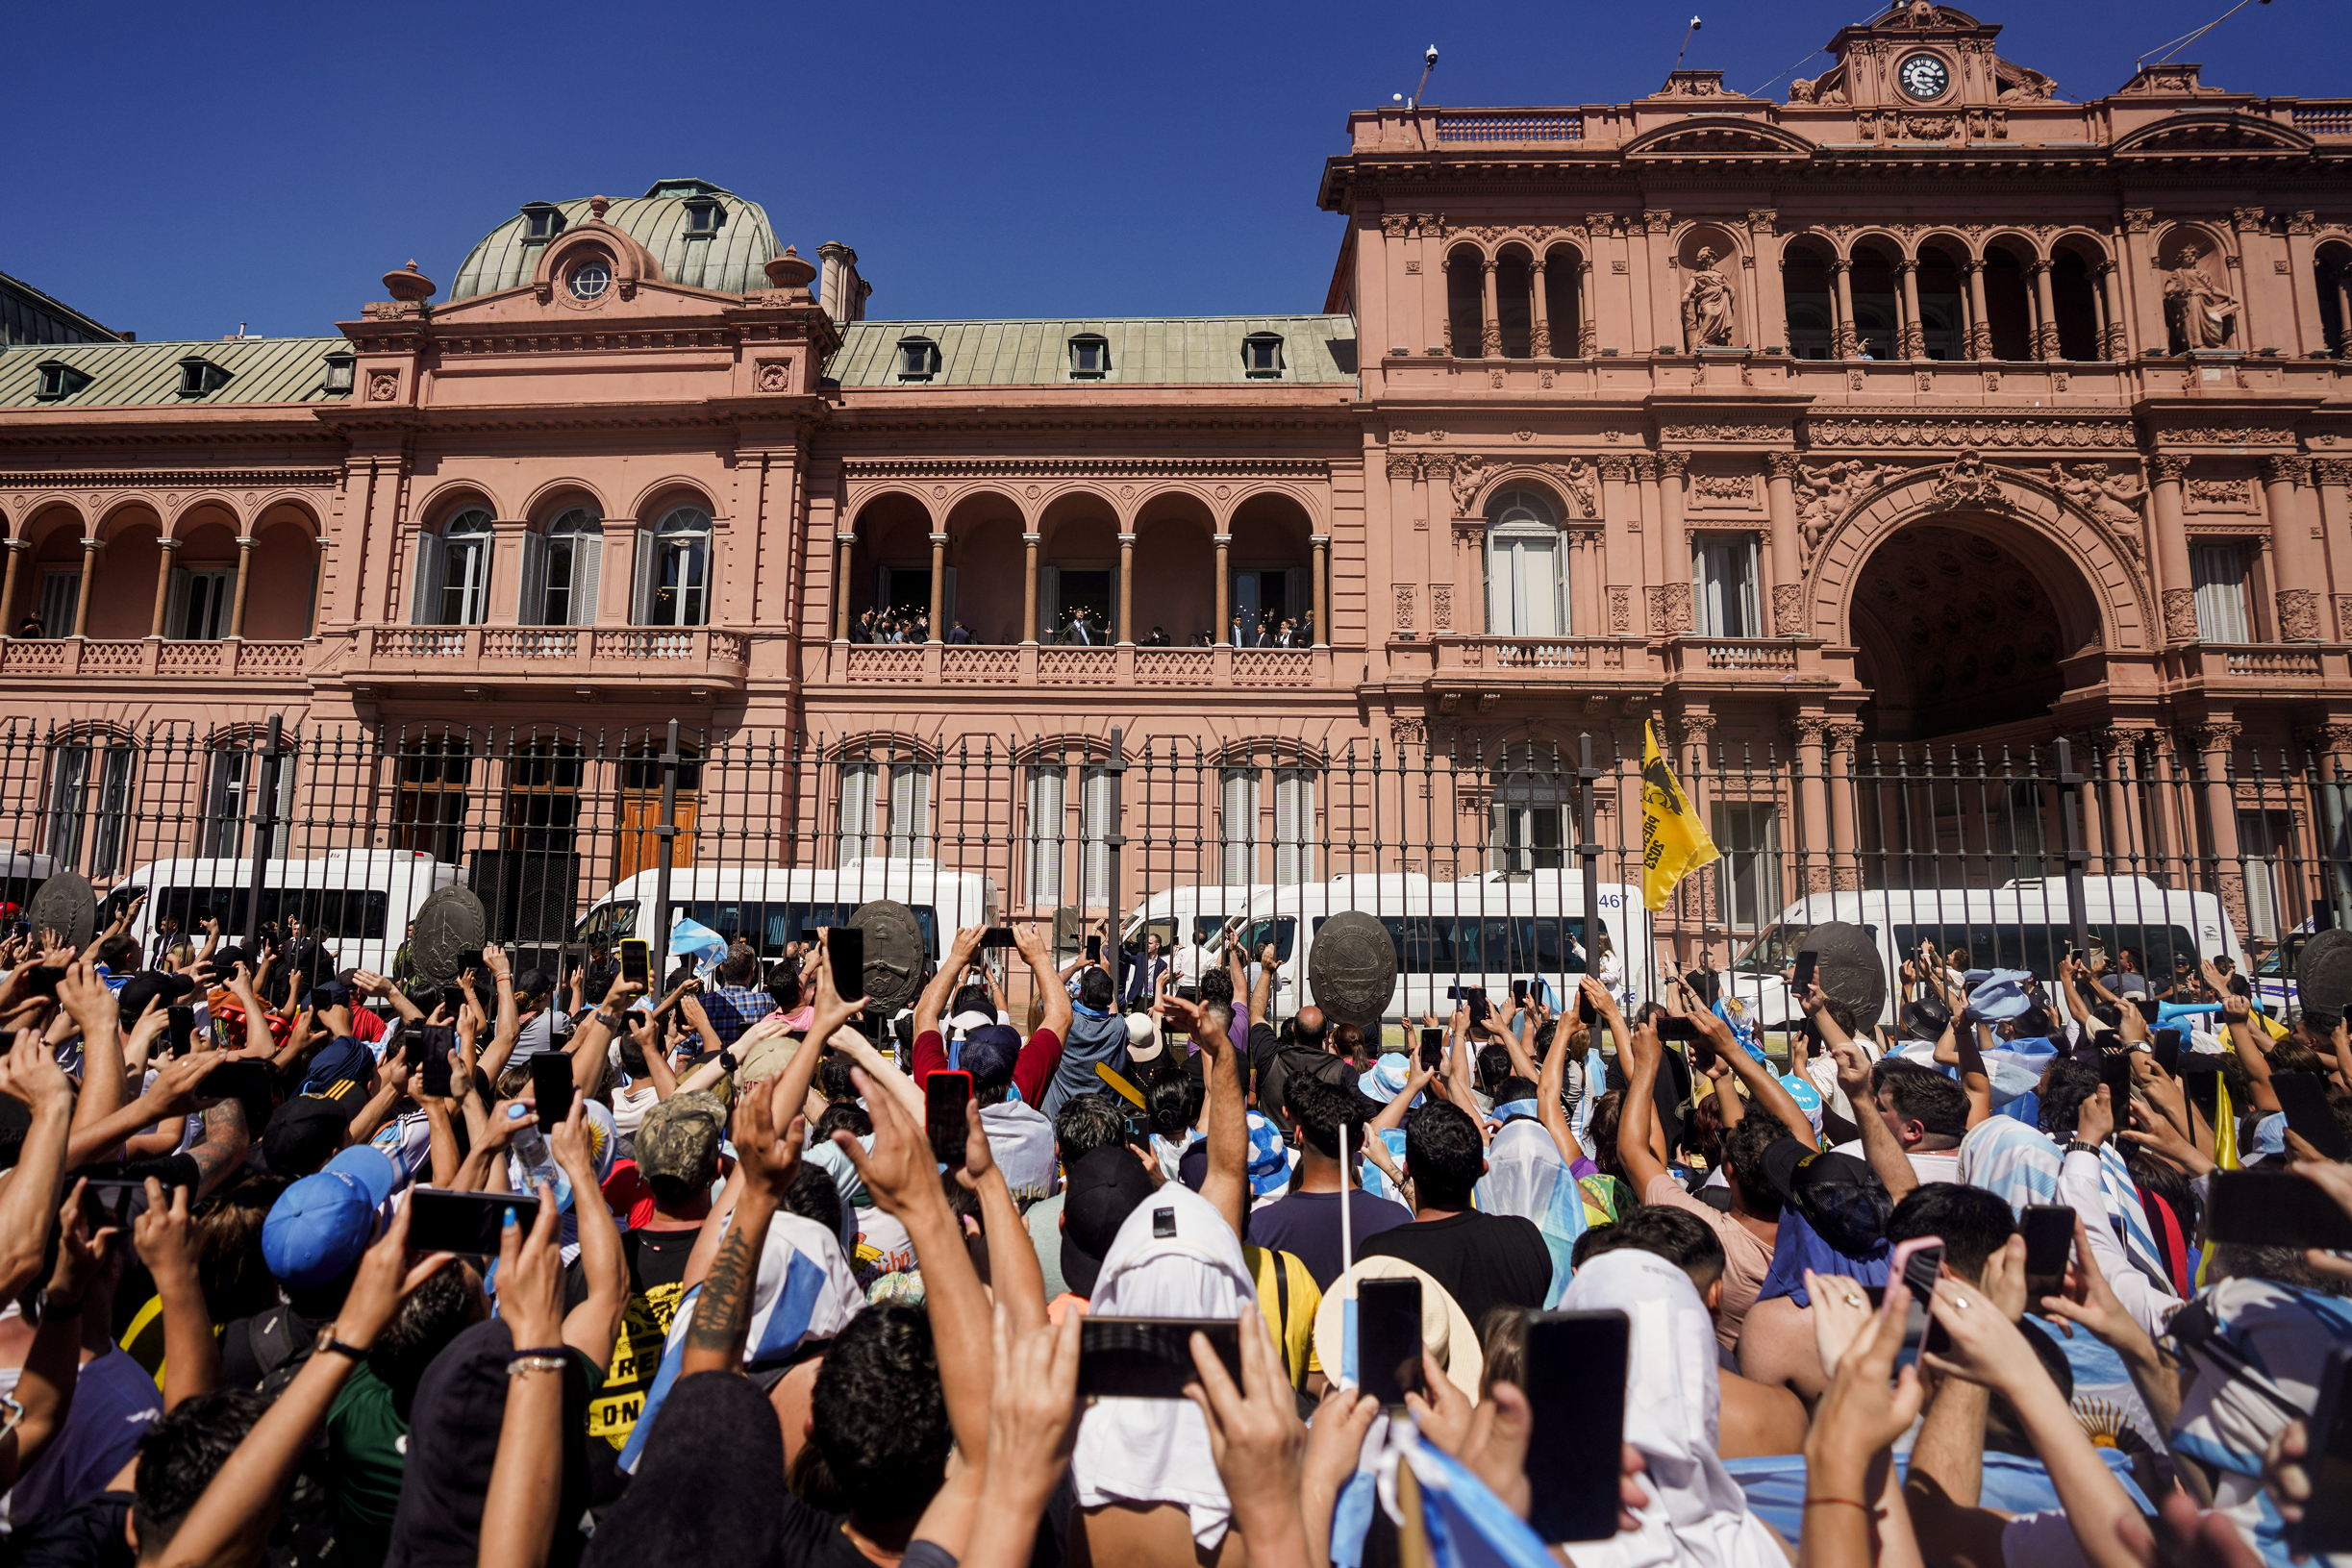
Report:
1640,721,1718,912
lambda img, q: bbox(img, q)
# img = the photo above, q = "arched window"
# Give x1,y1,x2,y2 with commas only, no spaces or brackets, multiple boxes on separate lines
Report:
411,509,494,627
635,506,711,627
525,508,602,626
1483,488,1565,636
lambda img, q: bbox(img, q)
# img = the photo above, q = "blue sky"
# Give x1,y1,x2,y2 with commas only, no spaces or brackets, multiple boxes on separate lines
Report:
10,0,2326,343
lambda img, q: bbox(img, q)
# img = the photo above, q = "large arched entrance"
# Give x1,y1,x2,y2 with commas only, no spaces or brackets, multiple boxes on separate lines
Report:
1845,514,2107,743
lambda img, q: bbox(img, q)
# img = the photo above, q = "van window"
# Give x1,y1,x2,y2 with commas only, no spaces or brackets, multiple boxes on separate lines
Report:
1889,923,2196,980
1236,918,1297,961
572,902,638,946
1733,924,1830,977
1311,914,1604,975
674,900,939,960
146,886,389,941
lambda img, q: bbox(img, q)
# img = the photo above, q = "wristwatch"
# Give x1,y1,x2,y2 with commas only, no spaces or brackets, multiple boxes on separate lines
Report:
2064,1138,2101,1157
718,1049,741,1075
313,1326,371,1360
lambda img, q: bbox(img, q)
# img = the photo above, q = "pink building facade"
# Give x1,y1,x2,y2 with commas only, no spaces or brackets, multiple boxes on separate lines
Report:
2,5,2350,944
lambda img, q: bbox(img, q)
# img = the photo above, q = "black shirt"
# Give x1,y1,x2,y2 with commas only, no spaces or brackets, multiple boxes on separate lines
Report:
1356,1210,1554,1329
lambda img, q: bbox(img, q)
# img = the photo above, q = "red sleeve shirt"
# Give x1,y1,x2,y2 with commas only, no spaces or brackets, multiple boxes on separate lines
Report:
913,1029,948,1088
1013,1027,1063,1108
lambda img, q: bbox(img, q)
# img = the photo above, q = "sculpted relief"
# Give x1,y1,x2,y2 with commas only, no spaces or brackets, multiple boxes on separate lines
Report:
1680,248,1736,351
2164,242,2240,350
1795,460,1892,567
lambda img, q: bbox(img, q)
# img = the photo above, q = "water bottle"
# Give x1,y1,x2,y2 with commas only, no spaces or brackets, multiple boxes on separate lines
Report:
505,1104,571,1212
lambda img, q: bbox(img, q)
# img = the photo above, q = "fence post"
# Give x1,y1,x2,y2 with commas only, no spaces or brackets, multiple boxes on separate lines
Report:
653,719,680,980
1578,732,1601,1009
1104,726,1126,999
241,715,284,941
2055,736,2091,960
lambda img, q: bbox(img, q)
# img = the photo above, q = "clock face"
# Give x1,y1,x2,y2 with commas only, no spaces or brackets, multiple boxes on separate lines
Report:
1898,53,1950,100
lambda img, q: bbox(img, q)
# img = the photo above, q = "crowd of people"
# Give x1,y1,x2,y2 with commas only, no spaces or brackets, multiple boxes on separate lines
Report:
0,893,2342,1568
841,605,1316,649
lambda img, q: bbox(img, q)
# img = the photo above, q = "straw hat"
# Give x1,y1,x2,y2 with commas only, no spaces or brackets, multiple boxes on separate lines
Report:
1311,1255,1483,1404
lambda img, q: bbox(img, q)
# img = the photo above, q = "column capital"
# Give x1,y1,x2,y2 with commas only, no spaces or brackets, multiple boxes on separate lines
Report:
1894,258,1918,275
2314,459,2352,488
1022,532,1042,545
1765,452,1804,483
2149,454,2190,484
1961,258,1984,276
928,532,950,545
5,538,29,554
1213,533,1233,546
1630,454,1660,483
1310,534,1332,546
156,536,182,550
1117,533,1137,546
2263,456,2313,487
835,532,859,546
1656,450,1689,481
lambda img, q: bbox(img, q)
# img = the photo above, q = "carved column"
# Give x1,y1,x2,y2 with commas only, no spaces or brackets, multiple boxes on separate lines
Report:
1530,260,1552,358
2031,261,2060,361
1577,261,1599,358
226,535,256,638
2264,457,2322,641
1598,457,1634,635
1765,454,1805,636
148,536,179,638
1214,534,1232,645
1021,532,1041,645
1117,533,1137,645
2149,456,2197,644
1746,209,1786,354
1633,455,1677,633
2181,721,2249,940
1831,261,1859,359
2092,262,2124,361
1789,717,1834,893
1657,451,1691,635
1964,261,1992,360
0,539,24,635
1827,724,1864,890
2315,460,2352,639
1896,261,1925,360
1480,261,1501,358
833,532,856,640
928,532,948,643
1310,534,1330,647
70,536,101,637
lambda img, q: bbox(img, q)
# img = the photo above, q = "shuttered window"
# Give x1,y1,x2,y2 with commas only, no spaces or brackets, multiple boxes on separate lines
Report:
1081,766,1114,906
1220,768,1260,885
838,764,878,862
1273,769,1315,885
2190,543,2250,643
887,764,933,860
1027,767,1065,906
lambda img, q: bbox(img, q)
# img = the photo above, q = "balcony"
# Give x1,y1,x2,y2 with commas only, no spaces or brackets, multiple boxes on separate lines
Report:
0,638,313,683
824,641,1330,692
342,625,752,696
2163,643,2350,692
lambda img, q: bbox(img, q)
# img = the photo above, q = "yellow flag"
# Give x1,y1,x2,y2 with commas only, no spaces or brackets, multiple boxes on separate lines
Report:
1640,721,1718,912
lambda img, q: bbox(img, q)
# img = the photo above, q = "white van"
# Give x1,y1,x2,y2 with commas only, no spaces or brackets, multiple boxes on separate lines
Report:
113,850,465,977
571,859,1000,966
1120,884,1274,954
1716,876,2243,1031
0,850,63,918
1237,870,1651,1024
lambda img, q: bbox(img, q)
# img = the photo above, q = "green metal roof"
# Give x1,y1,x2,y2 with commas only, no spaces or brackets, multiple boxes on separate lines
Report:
827,315,1360,387
449,181,781,301
0,336,351,410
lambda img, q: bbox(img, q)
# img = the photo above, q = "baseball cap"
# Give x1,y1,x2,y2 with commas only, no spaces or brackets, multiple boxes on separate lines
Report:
302,1036,374,1097
262,1095,353,1178
637,1090,727,1190
1060,1145,1156,1299
961,1024,1022,1086
262,1144,398,1289
1759,1140,1889,1257
116,969,194,1024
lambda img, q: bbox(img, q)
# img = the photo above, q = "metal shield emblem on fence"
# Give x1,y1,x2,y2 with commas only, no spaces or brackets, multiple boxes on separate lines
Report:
849,899,925,1016
27,871,94,954
2297,929,2352,1025
1309,909,1398,1028
1798,919,1887,1025
412,885,488,983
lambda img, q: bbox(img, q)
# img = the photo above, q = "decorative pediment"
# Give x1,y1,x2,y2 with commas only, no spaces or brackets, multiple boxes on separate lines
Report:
1622,117,1816,162
2111,112,2314,157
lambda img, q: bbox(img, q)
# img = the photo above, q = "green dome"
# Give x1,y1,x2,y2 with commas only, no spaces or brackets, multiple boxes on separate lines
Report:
448,179,782,301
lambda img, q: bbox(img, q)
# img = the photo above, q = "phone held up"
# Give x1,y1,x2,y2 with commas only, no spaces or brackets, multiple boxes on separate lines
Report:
1357,1276,1427,1410
2020,1206,2073,1307
926,1069,973,1168
1524,1309,1631,1543
617,939,652,988
1418,1027,1443,1071
828,927,865,1006
1889,1234,1949,1356
979,927,1018,950
1076,1317,1241,1401
408,1189,542,1256
1789,950,1818,996
531,1052,575,1133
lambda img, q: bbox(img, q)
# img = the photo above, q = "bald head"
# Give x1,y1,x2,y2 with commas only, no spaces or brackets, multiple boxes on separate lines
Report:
1294,1006,1328,1050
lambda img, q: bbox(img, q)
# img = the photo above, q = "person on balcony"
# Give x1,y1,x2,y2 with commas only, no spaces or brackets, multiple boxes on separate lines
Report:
946,619,972,644
1142,625,1169,647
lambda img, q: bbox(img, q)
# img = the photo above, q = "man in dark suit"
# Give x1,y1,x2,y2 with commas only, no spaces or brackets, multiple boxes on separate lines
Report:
947,620,972,644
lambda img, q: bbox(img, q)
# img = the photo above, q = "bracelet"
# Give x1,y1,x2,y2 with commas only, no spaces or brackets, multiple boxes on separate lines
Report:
1803,1498,1872,1511
317,1337,371,1360
508,1346,567,1362
507,1356,567,1378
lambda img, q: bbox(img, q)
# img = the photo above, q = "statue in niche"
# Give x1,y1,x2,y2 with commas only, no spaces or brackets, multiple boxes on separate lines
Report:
1681,247,1737,350
2164,242,2239,349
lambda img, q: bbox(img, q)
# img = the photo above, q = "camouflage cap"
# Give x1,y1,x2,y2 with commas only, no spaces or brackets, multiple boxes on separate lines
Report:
636,1089,728,1189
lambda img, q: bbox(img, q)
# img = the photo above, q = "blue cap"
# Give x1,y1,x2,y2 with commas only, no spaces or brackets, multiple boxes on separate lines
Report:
262,1144,398,1289
960,1025,1022,1085
302,1035,373,1095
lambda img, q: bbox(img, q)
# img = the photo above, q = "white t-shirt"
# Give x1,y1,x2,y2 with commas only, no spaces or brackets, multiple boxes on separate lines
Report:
1830,1137,1961,1185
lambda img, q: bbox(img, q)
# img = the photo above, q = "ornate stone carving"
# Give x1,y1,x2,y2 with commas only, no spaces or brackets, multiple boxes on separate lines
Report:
2337,597,2352,640
1643,210,1673,235
1545,460,1598,518
2279,590,2323,643
1772,584,1806,637
1608,586,1632,635
2164,241,2241,350
1921,449,2013,512
2164,427,2297,447
2318,460,2352,488
2186,477,2256,510
2044,462,2149,553
1766,453,1804,484
1597,457,1632,485
1394,584,1416,633
1804,415,2135,449
1680,247,1736,351
1648,584,1692,635
1630,455,1659,483
1691,474,1756,504
1432,585,1453,632
1578,321,1599,358
1381,214,1411,237
1387,454,1420,481
1390,716,1427,749
2161,588,2199,643
2177,721,2243,756
1794,460,1893,566
1657,450,1690,481
366,371,400,402
1449,457,1488,513
2149,454,2190,483
1661,423,1785,443
2264,456,2314,487
2123,208,2154,234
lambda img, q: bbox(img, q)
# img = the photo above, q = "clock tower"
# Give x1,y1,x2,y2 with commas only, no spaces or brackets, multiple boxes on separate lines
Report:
1801,3,2058,110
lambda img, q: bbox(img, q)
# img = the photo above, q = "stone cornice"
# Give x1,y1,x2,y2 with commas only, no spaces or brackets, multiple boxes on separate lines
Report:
840,457,1329,481
0,468,340,490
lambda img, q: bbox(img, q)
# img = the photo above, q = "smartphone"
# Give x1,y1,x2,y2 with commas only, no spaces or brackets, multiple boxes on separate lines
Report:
2180,1058,2221,1124
1524,1309,1631,1543
531,1052,575,1133
1358,1275,1426,1408
2206,1170,2352,1250
1890,1235,1948,1356
2273,1071,2352,1162
2021,1206,2074,1307
419,1044,454,1099
829,926,865,1006
1076,1317,1242,1401
2293,1346,2352,1554
1418,1027,1443,1070
927,1069,972,1167
82,1179,143,1232
2151,1028,2182,1077
980,927,1017,950
1656,1016,1701,1042
1578,987,1597,1026
617,939,652,987
22,965,64,999
1688,1030,1717,1072
407,1188,542,1256
1512,979,1529,1004
1087,933,1102,963
2132,997,2162,1026
1790,950,1818,996
1121,1110,1154,1149
165,1005,195,1058
2097,1052,2135,1122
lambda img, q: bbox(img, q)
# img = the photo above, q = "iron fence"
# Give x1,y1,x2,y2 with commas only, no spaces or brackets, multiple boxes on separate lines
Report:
8,715,2349,1020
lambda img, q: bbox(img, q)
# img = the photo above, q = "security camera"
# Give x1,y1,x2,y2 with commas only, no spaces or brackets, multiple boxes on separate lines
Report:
1424,44,1439,67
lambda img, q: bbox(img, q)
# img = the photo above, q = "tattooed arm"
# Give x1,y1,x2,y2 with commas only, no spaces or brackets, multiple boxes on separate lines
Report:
679,1075,804,1379
187,1094,252,1201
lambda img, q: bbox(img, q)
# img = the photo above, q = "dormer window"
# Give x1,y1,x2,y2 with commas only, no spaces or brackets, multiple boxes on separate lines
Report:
897,336,940,382
175,358,231,397
1068,334,1109,380
1242,333,1285,378
520,202,566,241
685,199,723,235
34,361,91,401
320,352,356,395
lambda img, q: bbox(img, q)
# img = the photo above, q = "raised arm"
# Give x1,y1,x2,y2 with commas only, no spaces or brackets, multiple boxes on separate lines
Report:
133,1178,219,1410
1605,985,1672,1195
1695,995,1815,1146
549,1093,628,1367
916,926,984,1040
1014,924,1072,1044
59,956,126,1141
0,1037,77,1303
1537,1015,1587,1165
